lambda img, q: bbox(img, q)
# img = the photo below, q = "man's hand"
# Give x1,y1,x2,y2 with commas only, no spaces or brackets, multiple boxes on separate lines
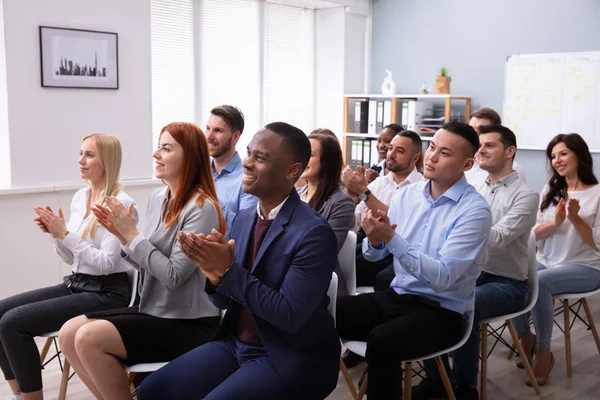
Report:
342,166,369,195
177,228,235,286
364,168,380,184
361,208,397,248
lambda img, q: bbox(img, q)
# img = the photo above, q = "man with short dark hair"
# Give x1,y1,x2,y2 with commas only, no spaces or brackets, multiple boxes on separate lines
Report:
414,124,538,400
337,121,492,399
466,107,527,186
206,105,257,230
138,122,340,400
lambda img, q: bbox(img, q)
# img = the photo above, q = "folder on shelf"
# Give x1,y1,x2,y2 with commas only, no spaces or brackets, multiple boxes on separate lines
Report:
376,101,385,131
368,100,378,135
383,100,392,127
363,140,371,166
354,101,369,133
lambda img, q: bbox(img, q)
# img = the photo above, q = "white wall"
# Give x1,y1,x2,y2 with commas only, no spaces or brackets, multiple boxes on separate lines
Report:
2,0,153,188
0,0,10,189
315,6,369,137
0,183,159,298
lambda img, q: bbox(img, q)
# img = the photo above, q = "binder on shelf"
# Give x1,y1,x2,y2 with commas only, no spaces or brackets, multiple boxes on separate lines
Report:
368,100,378,135
376,101,385,131
354,101,369,133
383,100,392,127
363,140,371,166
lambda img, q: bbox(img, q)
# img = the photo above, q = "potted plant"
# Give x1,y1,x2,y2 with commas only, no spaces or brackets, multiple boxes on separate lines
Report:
436,66,451,94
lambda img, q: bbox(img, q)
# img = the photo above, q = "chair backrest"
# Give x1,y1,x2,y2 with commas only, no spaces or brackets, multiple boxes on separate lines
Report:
127,268,139,307
338,231,357,296
523,231,539,314
328,272,338,326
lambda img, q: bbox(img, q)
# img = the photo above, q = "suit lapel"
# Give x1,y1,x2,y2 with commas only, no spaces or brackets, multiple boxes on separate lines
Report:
250,190,300,273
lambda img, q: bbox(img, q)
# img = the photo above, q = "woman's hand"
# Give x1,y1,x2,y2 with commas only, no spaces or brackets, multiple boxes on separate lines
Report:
567,198,581,222
554,198,566,227
34,206,68,239
91,203,128,244
104,197,139,244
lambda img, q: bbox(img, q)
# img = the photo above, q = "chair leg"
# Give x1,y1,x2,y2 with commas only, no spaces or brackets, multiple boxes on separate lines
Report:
436,356,455,400
582,298,600,355
356,372,368,400
339,357,359,399
58,359,70,400
403,362,412,400
480,323,488,400
563,300,572,378
507,321,540,395
39,337,54,364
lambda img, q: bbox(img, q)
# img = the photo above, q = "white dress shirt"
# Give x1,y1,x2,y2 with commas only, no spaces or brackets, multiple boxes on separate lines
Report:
536,184,600,270
465,160,527,187
356,167,425,227
54,188,137,276
475,171,539,281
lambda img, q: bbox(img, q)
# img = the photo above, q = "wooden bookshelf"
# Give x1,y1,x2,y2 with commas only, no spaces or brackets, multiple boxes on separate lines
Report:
342,94,472,165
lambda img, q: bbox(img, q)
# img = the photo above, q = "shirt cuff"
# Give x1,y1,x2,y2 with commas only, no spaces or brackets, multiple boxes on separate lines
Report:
386,234,410,258
60,232,80,251
121,233,144,254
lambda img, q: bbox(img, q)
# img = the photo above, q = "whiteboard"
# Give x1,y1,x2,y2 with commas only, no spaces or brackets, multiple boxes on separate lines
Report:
503,51,600,152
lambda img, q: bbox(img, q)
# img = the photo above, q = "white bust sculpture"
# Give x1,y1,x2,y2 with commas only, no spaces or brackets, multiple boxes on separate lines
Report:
381,69,397,95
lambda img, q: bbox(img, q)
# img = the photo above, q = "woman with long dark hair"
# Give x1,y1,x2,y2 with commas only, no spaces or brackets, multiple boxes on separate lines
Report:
298,131,354,294
514,133,600,386
57,122,225,399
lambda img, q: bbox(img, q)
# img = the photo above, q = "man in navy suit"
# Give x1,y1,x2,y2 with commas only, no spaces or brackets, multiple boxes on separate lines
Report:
137,122,340,400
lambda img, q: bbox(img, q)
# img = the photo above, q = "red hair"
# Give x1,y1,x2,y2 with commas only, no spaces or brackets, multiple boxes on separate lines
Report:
159,122,226,235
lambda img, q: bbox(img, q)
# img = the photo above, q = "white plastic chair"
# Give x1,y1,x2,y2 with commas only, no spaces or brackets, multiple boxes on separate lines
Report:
338,231,357,296
39,268,139,400
553,286,600,378
479,232,541,399
340,311,475,400
127,273,339,397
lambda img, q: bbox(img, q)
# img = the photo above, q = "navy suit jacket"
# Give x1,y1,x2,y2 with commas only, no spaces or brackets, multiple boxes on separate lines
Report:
207,190,340,400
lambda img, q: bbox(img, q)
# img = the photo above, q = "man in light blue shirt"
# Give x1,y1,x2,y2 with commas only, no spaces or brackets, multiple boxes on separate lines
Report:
336,121,492,400
206,105,257,230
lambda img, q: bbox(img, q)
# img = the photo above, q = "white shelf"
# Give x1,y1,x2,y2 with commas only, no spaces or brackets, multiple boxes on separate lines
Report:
344,94,471,100
342,132,433,142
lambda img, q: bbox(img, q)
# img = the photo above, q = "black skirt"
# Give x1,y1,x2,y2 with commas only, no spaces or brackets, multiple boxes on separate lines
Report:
85,306,220,365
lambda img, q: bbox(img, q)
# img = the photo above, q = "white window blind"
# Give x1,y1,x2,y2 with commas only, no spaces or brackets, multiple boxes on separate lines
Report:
265,3,315,134
200,0,261,153
0,0,10,189
150,0,196,151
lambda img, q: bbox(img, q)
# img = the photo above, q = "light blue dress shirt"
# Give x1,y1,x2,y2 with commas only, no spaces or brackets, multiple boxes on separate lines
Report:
212,152,258,231
363,175,492,317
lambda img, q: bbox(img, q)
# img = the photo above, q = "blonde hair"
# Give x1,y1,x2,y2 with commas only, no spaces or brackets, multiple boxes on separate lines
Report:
80,134,124,239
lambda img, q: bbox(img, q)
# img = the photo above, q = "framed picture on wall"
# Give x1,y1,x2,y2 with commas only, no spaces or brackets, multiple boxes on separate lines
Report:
39,26,119,89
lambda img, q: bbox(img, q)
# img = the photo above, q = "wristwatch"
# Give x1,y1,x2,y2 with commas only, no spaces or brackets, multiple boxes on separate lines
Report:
358,189,371,202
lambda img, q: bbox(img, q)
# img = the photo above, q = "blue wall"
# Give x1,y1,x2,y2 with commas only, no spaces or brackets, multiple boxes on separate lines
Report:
371,0,600,191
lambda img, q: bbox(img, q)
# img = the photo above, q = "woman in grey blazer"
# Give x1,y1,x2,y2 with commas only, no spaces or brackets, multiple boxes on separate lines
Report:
298,131,355,295
57,123,226,400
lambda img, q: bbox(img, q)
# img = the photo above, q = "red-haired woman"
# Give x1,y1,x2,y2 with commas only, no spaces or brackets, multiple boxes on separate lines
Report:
58,122,226,400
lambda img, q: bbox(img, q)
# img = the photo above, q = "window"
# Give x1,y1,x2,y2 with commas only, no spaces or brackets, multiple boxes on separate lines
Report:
265,3,315,134
150,0,316,158
150,0,197,150
200,0,261,153
0,0,11,189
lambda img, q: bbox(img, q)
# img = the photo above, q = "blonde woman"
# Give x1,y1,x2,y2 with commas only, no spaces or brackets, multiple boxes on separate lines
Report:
0,134,136,400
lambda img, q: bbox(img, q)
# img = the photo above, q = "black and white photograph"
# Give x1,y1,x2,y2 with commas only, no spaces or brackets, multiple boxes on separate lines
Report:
39,26,119,89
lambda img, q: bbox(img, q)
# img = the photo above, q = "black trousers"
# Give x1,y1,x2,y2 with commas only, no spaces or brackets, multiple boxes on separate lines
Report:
355,253,395,291
0,280,129,392
337,289,464,400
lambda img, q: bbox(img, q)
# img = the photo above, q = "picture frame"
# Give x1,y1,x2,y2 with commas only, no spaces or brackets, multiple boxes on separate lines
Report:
39,26,119,89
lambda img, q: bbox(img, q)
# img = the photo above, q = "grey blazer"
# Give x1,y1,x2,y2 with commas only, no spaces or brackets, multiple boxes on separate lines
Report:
124,187,220,319
299,186,355,295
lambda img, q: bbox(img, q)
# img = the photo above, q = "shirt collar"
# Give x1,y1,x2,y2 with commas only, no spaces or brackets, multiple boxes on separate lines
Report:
257,196,289,220
423,174,470,203
386,166,421,186
211,152,241,175
485,170,519,187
